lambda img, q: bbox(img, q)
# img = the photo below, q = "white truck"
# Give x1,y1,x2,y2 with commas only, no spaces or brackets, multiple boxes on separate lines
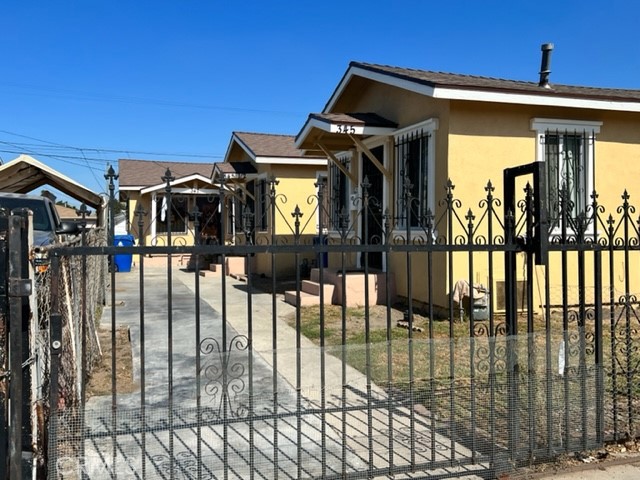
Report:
0,192,81,247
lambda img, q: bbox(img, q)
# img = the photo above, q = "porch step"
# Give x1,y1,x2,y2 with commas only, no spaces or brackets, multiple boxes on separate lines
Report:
301,280,333,297
284,290,324,307
284,280,334,307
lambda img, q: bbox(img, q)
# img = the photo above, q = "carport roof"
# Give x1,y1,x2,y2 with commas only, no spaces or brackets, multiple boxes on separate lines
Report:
0,154,103,208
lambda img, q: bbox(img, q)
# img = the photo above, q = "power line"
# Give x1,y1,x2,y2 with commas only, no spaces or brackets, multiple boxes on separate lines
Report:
0,140,222,159
0,81,306,117
0,129,224,174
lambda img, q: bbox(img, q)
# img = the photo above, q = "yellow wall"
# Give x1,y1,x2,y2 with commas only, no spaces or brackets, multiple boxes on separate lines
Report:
223,158,325,277
329,82,640,312
433,101,640,310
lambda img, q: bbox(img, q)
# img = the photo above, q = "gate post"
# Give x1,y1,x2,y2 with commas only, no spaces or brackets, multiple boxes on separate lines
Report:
503,162,548,462
0,211,8,480
7,210,33,480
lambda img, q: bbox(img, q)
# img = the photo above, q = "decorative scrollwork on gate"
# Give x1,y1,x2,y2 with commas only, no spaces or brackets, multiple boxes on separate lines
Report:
199,335,249,419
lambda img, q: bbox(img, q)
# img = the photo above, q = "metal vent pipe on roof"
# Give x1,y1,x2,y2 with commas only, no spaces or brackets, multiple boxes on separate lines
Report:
539,43,554,88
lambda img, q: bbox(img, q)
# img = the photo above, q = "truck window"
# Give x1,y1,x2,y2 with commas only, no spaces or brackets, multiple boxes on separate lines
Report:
0,198,52,231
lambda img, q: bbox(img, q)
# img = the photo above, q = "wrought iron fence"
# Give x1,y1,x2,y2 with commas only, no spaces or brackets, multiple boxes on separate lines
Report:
40,167,640,479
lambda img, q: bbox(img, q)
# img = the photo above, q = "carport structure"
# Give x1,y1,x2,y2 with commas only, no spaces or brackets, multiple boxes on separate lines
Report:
0,154,105,220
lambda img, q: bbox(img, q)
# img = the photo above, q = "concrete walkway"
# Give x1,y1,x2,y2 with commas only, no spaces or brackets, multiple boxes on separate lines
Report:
64,264,482,479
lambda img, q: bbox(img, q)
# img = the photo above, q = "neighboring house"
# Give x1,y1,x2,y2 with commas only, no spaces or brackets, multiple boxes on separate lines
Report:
118,159,218,247
55,204,98,228
294,53,640,309
214,132,326,277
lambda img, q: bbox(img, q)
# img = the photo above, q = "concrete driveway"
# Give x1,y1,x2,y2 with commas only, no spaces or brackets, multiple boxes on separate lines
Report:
69,264,479,479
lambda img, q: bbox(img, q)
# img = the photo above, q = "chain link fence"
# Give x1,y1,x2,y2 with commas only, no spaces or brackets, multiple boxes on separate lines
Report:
33,228,107,474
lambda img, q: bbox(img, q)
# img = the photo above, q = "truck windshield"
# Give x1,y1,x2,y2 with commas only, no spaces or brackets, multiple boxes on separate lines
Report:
0,198,52,231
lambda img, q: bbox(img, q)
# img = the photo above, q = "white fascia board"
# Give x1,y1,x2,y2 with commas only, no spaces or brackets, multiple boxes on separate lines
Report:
324,66,436,113
165,187,218,195
294,116,395,150
254,156,327,165
530,118,602,133
295,120,315,149
434,87,640,113
141,174,214,195
119,186,144,191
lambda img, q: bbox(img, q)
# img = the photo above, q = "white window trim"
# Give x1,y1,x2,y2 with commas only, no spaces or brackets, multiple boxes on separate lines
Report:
531,118,602,237
392,118,439,238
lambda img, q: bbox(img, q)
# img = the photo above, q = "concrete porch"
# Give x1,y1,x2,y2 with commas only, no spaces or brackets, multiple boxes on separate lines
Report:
285,268,396,307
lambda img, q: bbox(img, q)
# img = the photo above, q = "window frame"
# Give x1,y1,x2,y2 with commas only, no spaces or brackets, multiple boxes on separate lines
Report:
155,194,189,235
253,175,268,232
328,152,352,233
316,172,329,234
393,118,438,234
531,118,601,236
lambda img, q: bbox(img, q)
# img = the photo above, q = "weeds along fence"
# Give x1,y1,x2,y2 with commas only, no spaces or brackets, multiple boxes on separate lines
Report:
33,227,107,471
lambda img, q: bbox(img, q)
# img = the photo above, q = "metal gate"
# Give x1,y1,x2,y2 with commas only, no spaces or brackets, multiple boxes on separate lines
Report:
3,162,636,478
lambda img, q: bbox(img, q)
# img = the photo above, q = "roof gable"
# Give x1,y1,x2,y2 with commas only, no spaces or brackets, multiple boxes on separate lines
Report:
0,154,103,208
119,159,214,189
224,131,326,165
323,61,640,113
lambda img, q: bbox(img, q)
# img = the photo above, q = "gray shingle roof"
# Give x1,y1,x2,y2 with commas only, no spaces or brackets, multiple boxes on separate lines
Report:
352,61,640,103
233,132,323,159
118,159,214,187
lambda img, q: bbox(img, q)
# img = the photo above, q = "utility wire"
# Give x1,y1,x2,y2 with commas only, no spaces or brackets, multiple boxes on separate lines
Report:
0,81,306,117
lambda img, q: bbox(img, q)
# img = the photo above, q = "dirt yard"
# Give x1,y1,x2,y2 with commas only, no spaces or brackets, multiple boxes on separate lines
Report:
86,326,138,398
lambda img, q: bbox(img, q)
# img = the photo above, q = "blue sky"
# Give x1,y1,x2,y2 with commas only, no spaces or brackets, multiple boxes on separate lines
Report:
1,1,638,204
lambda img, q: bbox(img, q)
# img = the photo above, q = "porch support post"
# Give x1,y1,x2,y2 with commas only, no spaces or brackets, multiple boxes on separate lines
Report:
348,134,392,180
316,143,357,186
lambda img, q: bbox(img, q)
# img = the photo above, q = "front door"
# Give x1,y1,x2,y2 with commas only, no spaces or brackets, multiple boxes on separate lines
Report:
361,145,384,270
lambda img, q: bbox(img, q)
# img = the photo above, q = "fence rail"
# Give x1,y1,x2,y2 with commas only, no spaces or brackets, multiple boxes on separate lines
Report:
3,167,640,478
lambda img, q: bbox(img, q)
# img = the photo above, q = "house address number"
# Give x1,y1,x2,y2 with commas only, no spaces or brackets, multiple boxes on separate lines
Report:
335,124,356,134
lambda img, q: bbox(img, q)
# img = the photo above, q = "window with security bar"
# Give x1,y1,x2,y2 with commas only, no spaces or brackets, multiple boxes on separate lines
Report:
255,178,268,231
396,130,430,228
544,131,591,228
394,119,437,231
329,155,350,231
532,119,601,234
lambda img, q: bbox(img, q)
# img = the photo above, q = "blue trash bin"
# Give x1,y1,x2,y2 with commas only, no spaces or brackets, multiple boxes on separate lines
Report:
113,234,135,272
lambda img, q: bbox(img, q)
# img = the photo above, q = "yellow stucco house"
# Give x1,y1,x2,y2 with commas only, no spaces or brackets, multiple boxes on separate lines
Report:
295,57,640,311
118,159,218,247
214,131,327,277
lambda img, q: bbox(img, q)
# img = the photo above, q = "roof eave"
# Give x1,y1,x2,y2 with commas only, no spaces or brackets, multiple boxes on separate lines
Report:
140,174,215,195
435,86,640,112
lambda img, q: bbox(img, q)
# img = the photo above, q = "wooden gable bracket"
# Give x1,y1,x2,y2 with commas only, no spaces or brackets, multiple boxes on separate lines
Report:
232,181,255,202
316,143,358,186
218,181,246,203
348,134,392,181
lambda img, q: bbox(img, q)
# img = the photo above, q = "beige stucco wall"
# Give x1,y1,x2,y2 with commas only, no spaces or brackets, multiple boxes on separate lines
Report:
330,82,640,312
424,101,640,310
232,162,325,277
